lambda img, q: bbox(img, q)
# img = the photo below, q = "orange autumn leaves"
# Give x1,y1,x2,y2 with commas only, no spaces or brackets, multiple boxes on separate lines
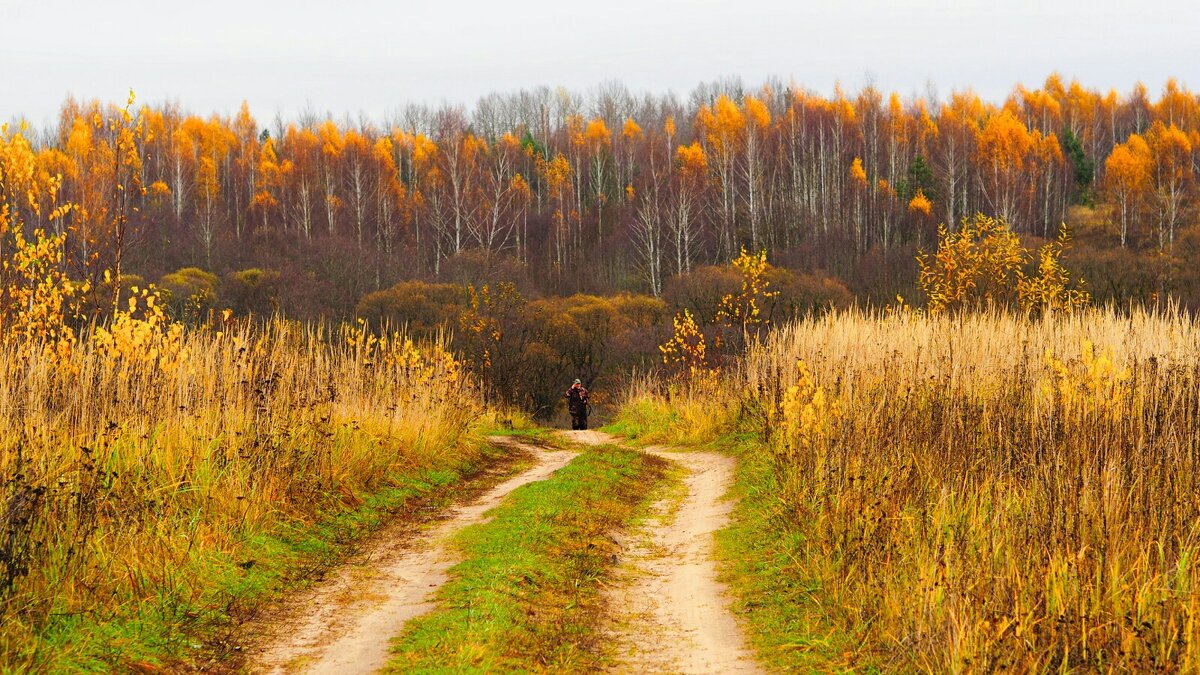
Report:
2,75,1199,325
1,123,82,364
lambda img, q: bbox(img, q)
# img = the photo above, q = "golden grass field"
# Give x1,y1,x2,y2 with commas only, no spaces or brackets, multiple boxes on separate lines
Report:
622,307,1200,671
0,318,483,669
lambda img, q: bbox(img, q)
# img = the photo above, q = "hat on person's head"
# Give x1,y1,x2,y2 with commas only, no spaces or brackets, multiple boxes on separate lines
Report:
574,378,582,385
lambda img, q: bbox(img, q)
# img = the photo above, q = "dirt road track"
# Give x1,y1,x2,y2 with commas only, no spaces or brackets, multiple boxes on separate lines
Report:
568,431,762,674
248,431,760,674
249,439,577,675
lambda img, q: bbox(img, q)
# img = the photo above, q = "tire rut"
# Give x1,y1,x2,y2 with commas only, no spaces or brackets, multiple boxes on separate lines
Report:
567,431,762,674
248,439,577,675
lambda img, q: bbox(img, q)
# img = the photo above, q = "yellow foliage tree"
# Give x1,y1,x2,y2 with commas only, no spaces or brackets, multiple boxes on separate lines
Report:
1144,121,1194,249
659,308,714,382
537,153,572,269
918,214,1088,313
104,91,149,313
716,248,779,331
0,124,82,364
1103,133,1152,247
622,117,643,141
908,188,933,215
676,142,708,178
849,157,868,186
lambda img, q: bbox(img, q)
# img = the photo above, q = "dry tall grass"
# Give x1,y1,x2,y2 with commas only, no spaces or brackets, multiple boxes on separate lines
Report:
0,318,480,669
636,307,1200,671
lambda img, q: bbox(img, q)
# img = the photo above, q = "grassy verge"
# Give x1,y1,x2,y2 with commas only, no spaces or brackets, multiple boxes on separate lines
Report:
602,385,735,446
600,396,678,441
713,435,863,673
608,398,856,672
28,435,531,673
0,318,509,672
386,445,668,673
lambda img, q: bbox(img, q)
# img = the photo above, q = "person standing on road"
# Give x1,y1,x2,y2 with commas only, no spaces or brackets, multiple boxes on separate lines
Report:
564,378,590,430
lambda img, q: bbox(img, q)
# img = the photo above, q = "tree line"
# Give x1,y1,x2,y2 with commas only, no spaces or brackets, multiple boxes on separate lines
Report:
2,75,1199,317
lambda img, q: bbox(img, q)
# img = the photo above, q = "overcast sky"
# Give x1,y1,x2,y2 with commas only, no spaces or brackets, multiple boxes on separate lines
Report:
1,0,1196,128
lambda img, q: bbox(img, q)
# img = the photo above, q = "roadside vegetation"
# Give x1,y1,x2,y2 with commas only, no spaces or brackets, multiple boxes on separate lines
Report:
387,445,669,673
0,120,543,671
615,218,1200,670
0,310,515,671
620,305,1200,670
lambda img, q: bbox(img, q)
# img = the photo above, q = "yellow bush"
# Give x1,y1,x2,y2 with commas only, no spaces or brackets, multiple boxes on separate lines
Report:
1040,339,1133,420
1017,230,1092,311
777,360,843,461
92,284,190,374
716,247,779,330
918,214,1089,313
659,308,715,384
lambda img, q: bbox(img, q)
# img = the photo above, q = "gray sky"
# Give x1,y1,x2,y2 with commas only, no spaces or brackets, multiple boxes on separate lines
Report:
1,0,1196,128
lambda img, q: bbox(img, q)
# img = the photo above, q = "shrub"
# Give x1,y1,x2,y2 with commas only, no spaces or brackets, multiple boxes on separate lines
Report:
158,267,220,322
355,280,469,336
767,268,854,319
917,214,1089,313
663,264,742,322
224,268,282,316
665,256,851,325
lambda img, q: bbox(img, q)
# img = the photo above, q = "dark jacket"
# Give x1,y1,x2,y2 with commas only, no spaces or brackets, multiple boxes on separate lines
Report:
564,385,590,416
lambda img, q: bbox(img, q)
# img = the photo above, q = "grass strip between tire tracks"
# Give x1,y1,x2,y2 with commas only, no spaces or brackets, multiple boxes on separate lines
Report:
386,444,669,674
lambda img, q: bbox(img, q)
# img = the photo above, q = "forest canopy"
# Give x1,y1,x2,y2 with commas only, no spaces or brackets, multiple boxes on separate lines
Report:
2,74,1199,319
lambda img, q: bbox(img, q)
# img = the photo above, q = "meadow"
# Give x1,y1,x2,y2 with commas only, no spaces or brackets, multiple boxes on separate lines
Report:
4,73,1200,672
0,315,493,671
617,306,1200,671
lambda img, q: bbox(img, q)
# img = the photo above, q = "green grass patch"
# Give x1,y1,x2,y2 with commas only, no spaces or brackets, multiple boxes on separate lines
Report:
473,410,552,441
601,396,681,443
26,438,532,673
606,394,862,671
602,392,738,447
386,445,668,674
713,434,864,673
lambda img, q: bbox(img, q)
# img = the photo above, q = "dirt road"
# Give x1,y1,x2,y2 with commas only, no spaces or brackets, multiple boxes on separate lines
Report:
568,431,762,674
249,439,577,675
247,431,759,674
